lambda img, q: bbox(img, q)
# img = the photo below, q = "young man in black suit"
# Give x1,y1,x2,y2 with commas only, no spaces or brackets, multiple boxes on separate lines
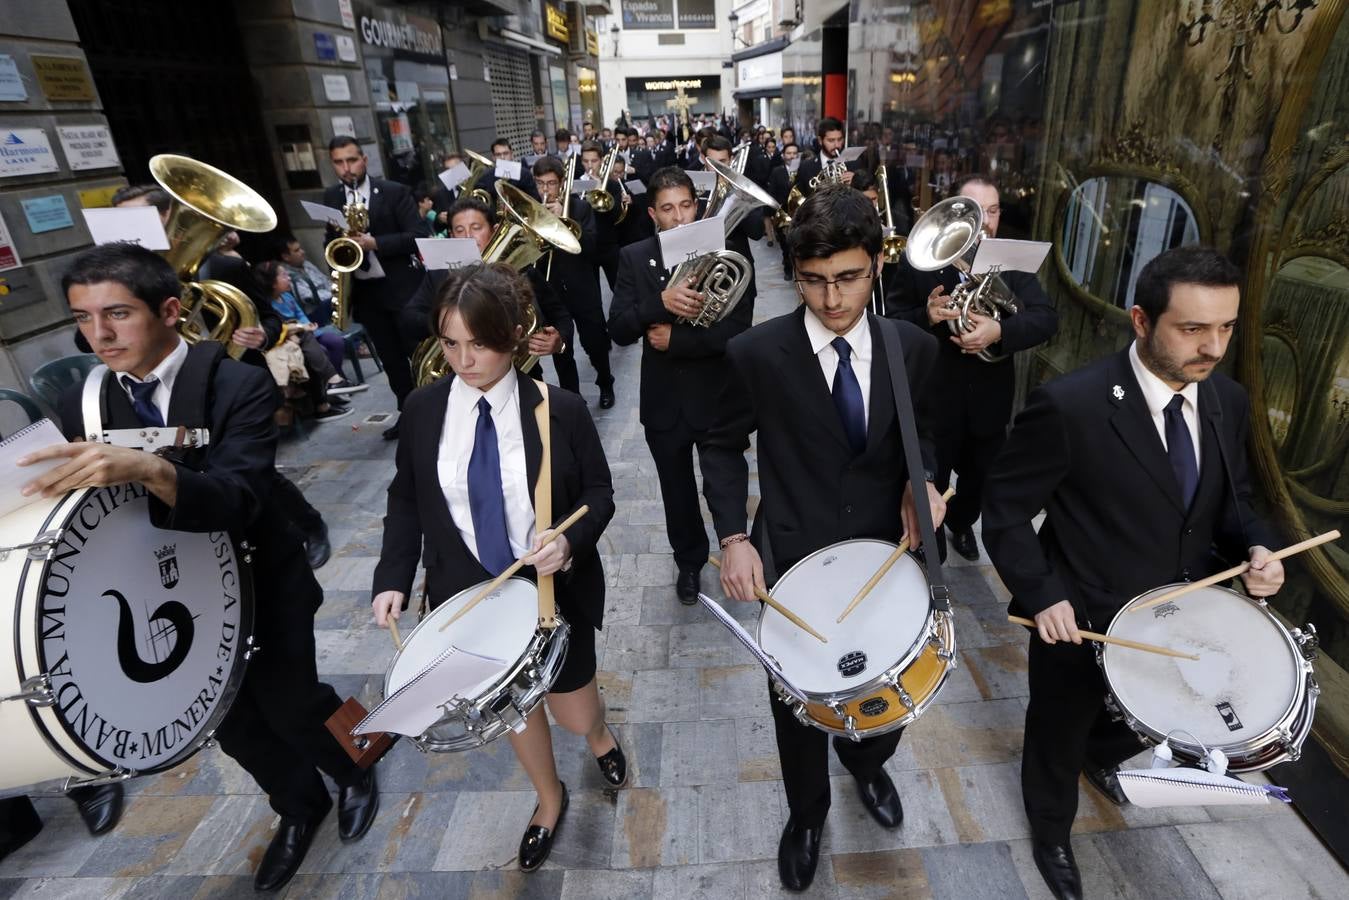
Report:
886,175,1058,561
580,140,626,290
767,142,801,279
21,243,380,892
704,186,946,891
608,167,754,605
323,136,429,438
795,117,856,196
982,246,1284,900
534,156,616,408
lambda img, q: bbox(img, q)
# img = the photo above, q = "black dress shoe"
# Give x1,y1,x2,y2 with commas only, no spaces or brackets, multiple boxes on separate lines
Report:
948,526,980,561
254,808,328,892
67,783,124,836
337,768,379,842
853,769,904,829
676,568,700,606
0,796,43,863
305,521,331,570
1032,841,1083,900
382,422,400,441
777,818,822,891
594,726,628,787
1084,763,1128,806
519,783,568,872
598,383,615,409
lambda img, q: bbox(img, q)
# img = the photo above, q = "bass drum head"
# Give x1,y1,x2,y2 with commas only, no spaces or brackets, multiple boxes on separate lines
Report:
386,577,537,698
1104,585,1301,748
25,485,253,776
760,540,931,695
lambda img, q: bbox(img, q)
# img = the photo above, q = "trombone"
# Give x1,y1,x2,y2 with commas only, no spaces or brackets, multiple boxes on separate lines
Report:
875,164,905,264
544,159,580,280
584,145,618,213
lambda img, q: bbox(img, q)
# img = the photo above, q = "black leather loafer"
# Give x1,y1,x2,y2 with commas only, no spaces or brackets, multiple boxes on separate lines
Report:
595,727,628,787
382,422,400,441
598,383,615,409
338,768,379,842
777,818,822,891
67,783,124,836
949,526,980,561
854,769,903,829
676,568,700,605
254,808,328,892
519,783,568,872
1032,841,1082,900
1084,764,1128,806
305,521,332,570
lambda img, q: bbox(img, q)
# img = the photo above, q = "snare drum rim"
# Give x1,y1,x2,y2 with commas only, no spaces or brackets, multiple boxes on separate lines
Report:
1101,583,1310,763
756,539,937,703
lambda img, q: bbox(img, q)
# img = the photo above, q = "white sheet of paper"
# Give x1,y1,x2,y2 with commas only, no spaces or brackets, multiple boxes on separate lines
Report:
688,170,717,193
438,161,471,192
571,176,598,195
1117,767,1287,808
698,594,808,703
354,645,511,738
0,419,69,518
837,146,867,162
969,238,1051,275
416,238,482,270
81,207,169,250
657,217,725,270
351,252,385,281
786,159,801,173
494,159,522,181
624,179,647,195
299,200,347,229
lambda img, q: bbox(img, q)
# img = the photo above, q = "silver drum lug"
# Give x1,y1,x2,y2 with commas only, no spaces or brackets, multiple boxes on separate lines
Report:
1,674,54,706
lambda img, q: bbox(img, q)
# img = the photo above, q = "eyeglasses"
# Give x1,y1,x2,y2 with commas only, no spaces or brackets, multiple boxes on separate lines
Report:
794,271,875,300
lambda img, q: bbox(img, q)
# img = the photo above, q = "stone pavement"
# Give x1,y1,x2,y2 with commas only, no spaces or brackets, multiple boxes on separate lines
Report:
3,241,1345,899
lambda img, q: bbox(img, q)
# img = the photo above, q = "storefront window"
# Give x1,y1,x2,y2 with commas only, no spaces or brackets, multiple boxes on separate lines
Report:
578,66,599,129
549,64,571,131
624,76,721,122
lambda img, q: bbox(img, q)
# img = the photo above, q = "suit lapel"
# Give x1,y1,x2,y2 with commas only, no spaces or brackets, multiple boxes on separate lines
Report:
782,307,852,453
417,379,463,543
1106,350,1186,514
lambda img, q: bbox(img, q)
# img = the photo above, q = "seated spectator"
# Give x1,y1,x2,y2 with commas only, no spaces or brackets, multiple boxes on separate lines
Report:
278,235,334,324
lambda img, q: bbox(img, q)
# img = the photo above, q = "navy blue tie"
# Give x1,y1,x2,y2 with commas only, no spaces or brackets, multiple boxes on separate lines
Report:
830,337,866,455
122,376,164,427
1165,394,1198,508
467,397,515,575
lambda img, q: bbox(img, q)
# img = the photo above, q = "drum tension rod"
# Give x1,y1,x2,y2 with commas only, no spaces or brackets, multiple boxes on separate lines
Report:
0,533,60,562
0,675,53,706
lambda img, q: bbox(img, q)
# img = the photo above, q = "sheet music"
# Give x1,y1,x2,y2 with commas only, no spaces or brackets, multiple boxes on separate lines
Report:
438,162,472,192
697,594,807,703
81,208,170,250
494,159,522,180
354,644,510,737
969,238,1051,275
299,200,347,229
1,419,69,518
624,179,647,195
657,217,724,270
416,237,482,270
1117,767,1290,808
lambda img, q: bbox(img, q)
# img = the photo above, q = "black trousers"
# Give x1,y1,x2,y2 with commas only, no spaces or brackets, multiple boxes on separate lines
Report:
598,248,619,292
295,331,338,406
561,281,613,387
0,796,40,859
273,471,324,538
645,419,716,571
769,679,903,827
355,302,414,410
934,421,1005,532
214,549,362,821
1022,634,1145,845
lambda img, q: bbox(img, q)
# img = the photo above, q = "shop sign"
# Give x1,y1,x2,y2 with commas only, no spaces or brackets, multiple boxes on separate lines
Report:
314,32,338,61
323,73,352,102
357,5,443,63
21,195,73,233
676,0,716,29
0,210,21,271
336,35,357,62
56,124,121,171
639,77,708,91
0,55,26,101
545,3,570,44
737,52,782,92
0,128,59,177
586,27,600,57
31,55,96,101
77,185,120,208
621,0,674,30
331,115,356,138
339,0,355,29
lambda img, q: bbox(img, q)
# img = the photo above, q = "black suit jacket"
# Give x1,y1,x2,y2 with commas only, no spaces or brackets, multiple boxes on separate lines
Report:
322,177,429,310
701,309,939,575
371,373,615,629
545,197,601,306
885,262,1057,437
767,165,796,207
608,235,754,431
982,349,1279,627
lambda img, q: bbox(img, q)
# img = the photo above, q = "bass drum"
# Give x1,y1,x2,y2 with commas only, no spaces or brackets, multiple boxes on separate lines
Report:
0,484,254,794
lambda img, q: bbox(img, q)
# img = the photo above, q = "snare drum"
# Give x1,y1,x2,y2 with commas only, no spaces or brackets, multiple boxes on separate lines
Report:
758,539,956,740
1101,584,1319,773
383,577,569,752
1,485,254,795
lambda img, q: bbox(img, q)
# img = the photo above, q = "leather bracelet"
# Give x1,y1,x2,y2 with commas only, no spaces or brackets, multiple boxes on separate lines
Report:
719,533,749,550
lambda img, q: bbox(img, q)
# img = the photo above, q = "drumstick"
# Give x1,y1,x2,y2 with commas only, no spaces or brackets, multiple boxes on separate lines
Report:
1128,529,1341,614
837,486,957,624
1007,616,1199,661
707,556,828,644
437,505,590,633
389,618,404,652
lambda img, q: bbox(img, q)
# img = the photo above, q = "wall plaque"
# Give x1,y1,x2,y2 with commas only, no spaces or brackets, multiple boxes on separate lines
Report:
31,55,96,102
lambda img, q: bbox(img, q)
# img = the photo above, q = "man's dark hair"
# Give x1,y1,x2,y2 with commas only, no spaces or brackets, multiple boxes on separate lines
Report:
110,184,171,213
531,130,545,141
850,169,878,193
554,128,570,144
647,166,695,205
328,135,360,152
781,142,798,154
703,135,732,155
446,196,494,229
1134,246,1241,324
491,136,511,152
580,140,603,157
428,262,531,354
533,155,565,180
816,117,844,139
953,173,997,194
62,242,181,314
788,184,881,262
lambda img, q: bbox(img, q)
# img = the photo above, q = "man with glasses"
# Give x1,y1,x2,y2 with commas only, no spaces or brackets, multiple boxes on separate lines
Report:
885,175,1057,562
703,185,946,892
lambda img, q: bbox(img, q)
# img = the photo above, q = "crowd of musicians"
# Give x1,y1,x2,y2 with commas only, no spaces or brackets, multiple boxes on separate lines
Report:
1,115,1286,900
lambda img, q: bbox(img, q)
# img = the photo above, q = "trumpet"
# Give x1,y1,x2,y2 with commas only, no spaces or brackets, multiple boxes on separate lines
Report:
325,196,366,331
875,164,905,265
584,146,618,213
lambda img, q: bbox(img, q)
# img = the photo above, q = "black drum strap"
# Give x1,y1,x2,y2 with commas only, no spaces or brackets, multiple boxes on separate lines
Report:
165,342,226,430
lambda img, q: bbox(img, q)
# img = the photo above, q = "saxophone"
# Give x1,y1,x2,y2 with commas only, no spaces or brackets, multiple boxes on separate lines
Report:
325,195,367,331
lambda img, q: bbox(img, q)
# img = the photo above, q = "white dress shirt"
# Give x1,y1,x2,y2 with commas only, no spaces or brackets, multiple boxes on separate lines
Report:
803,309,872,427
1128,341,1201,470
346,175,371,207
118,338,189,424
438,369,534,565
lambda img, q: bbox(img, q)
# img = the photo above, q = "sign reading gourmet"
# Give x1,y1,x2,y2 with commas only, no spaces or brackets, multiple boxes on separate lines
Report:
622,0,674,30
356,5,443,63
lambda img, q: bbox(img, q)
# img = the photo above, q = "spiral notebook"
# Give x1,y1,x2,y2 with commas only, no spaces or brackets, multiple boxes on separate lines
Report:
1117,767,1292,807
1,419,68,518
698,593,807,703
353,644,509,738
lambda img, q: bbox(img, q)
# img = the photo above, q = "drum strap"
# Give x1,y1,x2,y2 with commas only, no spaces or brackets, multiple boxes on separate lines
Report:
533,383,559,629
877,317,949,612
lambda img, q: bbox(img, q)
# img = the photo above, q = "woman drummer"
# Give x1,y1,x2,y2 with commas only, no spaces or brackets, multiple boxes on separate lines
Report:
370,262,624,871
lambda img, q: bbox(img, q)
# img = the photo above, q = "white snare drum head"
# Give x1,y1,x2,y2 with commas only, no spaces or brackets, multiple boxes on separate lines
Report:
760,540,931,694
1104,586,1301,747
387,577,537,697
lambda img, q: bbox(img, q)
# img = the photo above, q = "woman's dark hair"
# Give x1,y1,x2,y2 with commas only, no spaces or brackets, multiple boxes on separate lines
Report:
413,187,433,205
1134,246,1241,324
62,242,181,314
788,185,881,262
648,166,695,204
254,259,285,295
429,262,531,354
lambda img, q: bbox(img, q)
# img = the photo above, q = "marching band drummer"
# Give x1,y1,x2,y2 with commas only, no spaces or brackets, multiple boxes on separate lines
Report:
702,186,946,891
370,262,626,872
981,246,1283,900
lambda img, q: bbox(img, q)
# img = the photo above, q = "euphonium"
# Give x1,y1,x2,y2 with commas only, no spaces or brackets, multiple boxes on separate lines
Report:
461,149,496,206
325,197,366,331
670,157,779,328
876,164,905,264
904,195,1019,363
149,154,276,359
584,146,619,213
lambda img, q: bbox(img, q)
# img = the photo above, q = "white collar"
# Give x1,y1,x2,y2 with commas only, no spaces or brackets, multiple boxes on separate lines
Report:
803,307,870,358
450,366,518,413
122,337,188,390
1128,341,1198,416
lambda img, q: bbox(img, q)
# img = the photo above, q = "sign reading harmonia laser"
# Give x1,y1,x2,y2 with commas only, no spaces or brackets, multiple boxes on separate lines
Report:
0,129,59,178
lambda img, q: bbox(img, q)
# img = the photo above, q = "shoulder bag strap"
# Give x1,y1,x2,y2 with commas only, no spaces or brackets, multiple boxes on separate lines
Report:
533,382,558,629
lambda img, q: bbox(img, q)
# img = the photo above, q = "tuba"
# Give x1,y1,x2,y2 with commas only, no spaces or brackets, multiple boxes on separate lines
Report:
584,145,618,213
905,195,1019,363
413,181,582,386
669,157,779,328
461,149,496,207
324,197,366,331
875,164,905,264
150,154,276,359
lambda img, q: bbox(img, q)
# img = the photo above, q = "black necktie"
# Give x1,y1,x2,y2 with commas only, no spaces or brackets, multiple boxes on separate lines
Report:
830,337,866,455
1164,394,1198,507
122,376,164,427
